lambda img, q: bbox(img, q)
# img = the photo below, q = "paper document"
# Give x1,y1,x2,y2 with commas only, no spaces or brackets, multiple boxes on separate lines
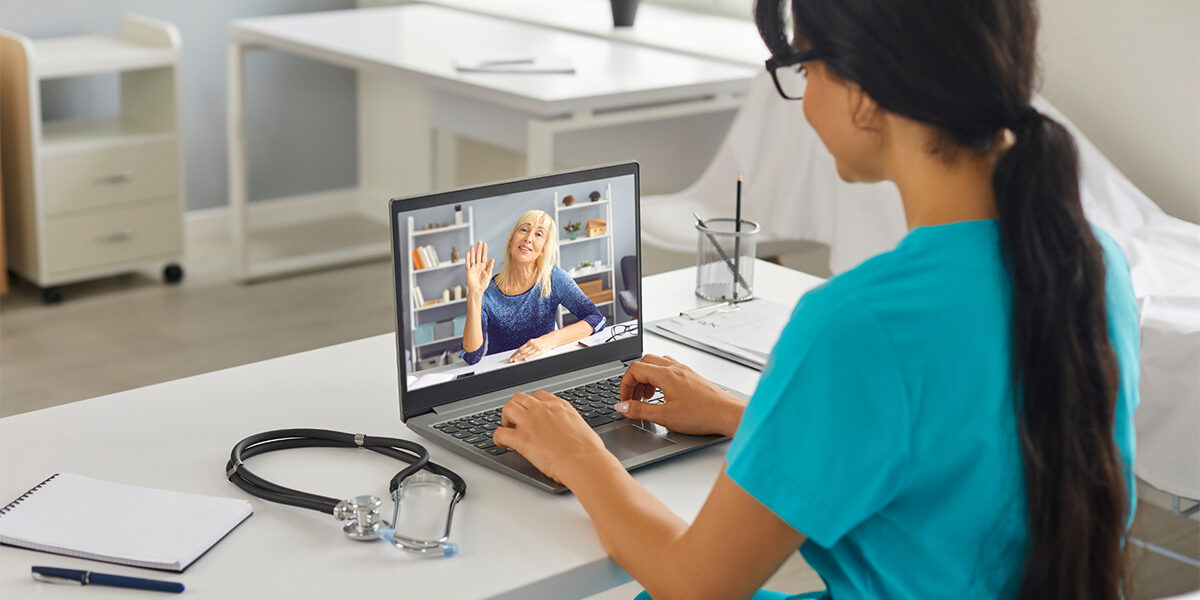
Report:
454,56,575,74
648,299,791,370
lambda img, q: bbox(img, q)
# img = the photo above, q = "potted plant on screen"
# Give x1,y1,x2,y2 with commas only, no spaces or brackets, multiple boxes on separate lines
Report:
563,221,582,241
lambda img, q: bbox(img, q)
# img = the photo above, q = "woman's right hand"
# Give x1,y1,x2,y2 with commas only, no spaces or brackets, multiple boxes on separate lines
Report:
616,354,747,437
465,241,495,298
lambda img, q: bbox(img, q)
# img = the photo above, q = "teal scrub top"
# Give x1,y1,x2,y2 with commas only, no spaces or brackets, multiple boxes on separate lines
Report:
725,220,1140,599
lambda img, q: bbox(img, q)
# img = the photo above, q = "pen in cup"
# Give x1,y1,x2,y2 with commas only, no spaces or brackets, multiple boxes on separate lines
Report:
32,566,184,594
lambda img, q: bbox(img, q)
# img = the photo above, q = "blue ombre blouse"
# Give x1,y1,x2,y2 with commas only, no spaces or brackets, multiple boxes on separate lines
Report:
461,266,605,364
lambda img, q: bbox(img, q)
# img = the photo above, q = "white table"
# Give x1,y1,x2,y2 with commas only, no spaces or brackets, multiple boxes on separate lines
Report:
426,0,764,67
409,321,639,390
227,3,755,282
0,261,822,599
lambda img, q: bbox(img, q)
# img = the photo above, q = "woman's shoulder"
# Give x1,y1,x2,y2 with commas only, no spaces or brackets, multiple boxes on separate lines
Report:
548,265,578,289
481,277,508,304
786,281,876,341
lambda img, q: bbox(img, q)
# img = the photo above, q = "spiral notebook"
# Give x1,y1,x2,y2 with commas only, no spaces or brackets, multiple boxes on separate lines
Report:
0,473,252,572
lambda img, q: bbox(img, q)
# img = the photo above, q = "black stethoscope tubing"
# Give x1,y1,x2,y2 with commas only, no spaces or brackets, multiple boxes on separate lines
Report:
226,428,466,516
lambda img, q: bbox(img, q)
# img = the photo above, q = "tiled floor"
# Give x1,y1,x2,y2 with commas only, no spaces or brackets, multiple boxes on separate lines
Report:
1,231,1195,598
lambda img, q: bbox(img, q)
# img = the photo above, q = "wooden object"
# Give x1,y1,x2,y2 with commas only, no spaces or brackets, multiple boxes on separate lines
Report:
586,288,613,305
586,217,606,237
0,16,184,301
578,278,604,295
0,143,7,295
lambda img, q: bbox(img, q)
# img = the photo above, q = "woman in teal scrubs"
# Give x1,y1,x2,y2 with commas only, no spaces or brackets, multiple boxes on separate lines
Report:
494,0,1138,598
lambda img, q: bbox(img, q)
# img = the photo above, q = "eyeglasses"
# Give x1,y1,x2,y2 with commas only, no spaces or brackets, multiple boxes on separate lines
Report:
765,49,821,101
754,0,823,101
605,322,640,343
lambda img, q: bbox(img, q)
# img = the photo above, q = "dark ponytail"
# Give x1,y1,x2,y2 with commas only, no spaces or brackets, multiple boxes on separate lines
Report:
765,0,1130,596
993,108,1127,600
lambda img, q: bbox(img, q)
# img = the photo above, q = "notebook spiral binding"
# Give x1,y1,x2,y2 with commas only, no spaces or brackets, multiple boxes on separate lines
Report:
0,473,59,515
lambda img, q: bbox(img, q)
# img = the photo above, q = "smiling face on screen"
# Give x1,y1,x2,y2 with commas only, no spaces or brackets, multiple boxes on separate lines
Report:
507,214,550,266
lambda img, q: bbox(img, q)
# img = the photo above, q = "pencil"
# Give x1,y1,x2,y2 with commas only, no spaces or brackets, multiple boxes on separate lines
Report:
733,174,742,300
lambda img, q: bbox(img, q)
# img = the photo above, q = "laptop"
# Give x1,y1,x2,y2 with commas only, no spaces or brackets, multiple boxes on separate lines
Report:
389,162,744,492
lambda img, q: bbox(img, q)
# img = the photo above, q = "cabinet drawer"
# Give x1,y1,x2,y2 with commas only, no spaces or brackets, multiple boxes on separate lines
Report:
42,141,178,214
44,198,181,274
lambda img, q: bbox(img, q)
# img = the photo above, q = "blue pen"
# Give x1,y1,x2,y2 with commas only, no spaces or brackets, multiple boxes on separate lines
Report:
32,566,184,594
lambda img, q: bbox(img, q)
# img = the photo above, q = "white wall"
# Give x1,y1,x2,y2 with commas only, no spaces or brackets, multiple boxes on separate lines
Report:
0,0,359,212
1039,0,1199,224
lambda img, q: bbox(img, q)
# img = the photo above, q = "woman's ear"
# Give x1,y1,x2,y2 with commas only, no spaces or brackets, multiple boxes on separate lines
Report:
847,82,886,133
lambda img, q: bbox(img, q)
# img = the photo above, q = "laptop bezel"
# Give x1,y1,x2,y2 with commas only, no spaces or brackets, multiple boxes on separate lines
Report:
389,162,643,421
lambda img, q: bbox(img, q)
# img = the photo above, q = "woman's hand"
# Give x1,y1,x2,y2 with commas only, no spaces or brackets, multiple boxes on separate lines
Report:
509,336,553,363
617,354,747,437
494,390,619,485
464,241,495,298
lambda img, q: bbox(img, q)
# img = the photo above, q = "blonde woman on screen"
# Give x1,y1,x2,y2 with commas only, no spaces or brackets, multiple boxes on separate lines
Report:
461,210,604,365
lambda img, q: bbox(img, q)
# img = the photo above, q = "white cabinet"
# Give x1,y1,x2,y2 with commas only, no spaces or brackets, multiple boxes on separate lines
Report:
0,15,184,303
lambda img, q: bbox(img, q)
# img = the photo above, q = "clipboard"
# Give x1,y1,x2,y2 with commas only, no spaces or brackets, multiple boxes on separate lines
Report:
646,299,791,371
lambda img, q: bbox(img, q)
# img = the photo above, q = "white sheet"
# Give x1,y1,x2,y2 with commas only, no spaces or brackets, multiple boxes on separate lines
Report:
1040,99,1200,500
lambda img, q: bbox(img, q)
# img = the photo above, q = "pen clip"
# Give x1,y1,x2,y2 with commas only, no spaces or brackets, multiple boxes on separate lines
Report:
32,572,84,585
680,301,730,315
679,302,739,320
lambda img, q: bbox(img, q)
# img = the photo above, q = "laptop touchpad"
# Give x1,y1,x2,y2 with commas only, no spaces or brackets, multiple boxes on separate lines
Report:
601,421,676,461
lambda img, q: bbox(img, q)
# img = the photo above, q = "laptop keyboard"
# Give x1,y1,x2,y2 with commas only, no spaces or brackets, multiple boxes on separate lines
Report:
432,375,629,456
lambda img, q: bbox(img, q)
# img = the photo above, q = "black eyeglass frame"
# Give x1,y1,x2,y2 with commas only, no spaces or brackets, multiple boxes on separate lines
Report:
605,322,639,343
764,48,823,101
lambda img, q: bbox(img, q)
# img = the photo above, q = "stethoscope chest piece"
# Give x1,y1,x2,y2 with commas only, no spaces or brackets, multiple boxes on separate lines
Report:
334,495,385,541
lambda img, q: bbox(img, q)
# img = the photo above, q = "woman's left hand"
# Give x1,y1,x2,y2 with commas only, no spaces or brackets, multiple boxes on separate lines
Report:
509,336,553,362
493,390,615,485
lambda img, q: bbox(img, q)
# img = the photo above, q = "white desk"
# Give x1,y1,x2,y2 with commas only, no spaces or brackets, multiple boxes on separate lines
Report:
0,261,823,599
426,0,764,67
227,4,755,282
409,321,639,390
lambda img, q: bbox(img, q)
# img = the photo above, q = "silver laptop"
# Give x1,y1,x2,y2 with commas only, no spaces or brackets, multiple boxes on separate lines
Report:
389,162,742,492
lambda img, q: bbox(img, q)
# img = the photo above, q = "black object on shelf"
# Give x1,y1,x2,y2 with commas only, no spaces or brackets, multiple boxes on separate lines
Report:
611,0,639,27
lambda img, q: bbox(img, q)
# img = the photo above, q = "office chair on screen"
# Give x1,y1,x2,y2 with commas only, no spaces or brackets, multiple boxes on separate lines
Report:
618,255,638,318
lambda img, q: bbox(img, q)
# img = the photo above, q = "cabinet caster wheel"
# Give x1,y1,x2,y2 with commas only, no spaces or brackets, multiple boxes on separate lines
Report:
163,264,184,284
42,286,63,304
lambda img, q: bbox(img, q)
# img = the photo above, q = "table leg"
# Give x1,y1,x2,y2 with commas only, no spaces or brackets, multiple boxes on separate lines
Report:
525,119,555,176
226,41,250,282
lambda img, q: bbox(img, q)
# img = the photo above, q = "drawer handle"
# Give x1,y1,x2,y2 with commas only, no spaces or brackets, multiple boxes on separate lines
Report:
93,171,136,184
94,229,136,244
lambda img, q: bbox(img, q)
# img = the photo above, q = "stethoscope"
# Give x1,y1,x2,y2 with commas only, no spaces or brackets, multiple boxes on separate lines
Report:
226,429,466,557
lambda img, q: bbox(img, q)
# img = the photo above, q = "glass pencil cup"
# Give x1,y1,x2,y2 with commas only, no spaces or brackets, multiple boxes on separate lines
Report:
695,218,759,302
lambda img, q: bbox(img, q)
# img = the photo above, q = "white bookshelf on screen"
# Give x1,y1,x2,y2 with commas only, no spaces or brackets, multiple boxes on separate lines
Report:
0,15,185,304
553,184,615,328
407,207,473,372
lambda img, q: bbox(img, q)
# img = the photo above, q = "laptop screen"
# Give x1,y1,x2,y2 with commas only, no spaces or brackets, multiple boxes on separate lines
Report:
390,163,642,420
